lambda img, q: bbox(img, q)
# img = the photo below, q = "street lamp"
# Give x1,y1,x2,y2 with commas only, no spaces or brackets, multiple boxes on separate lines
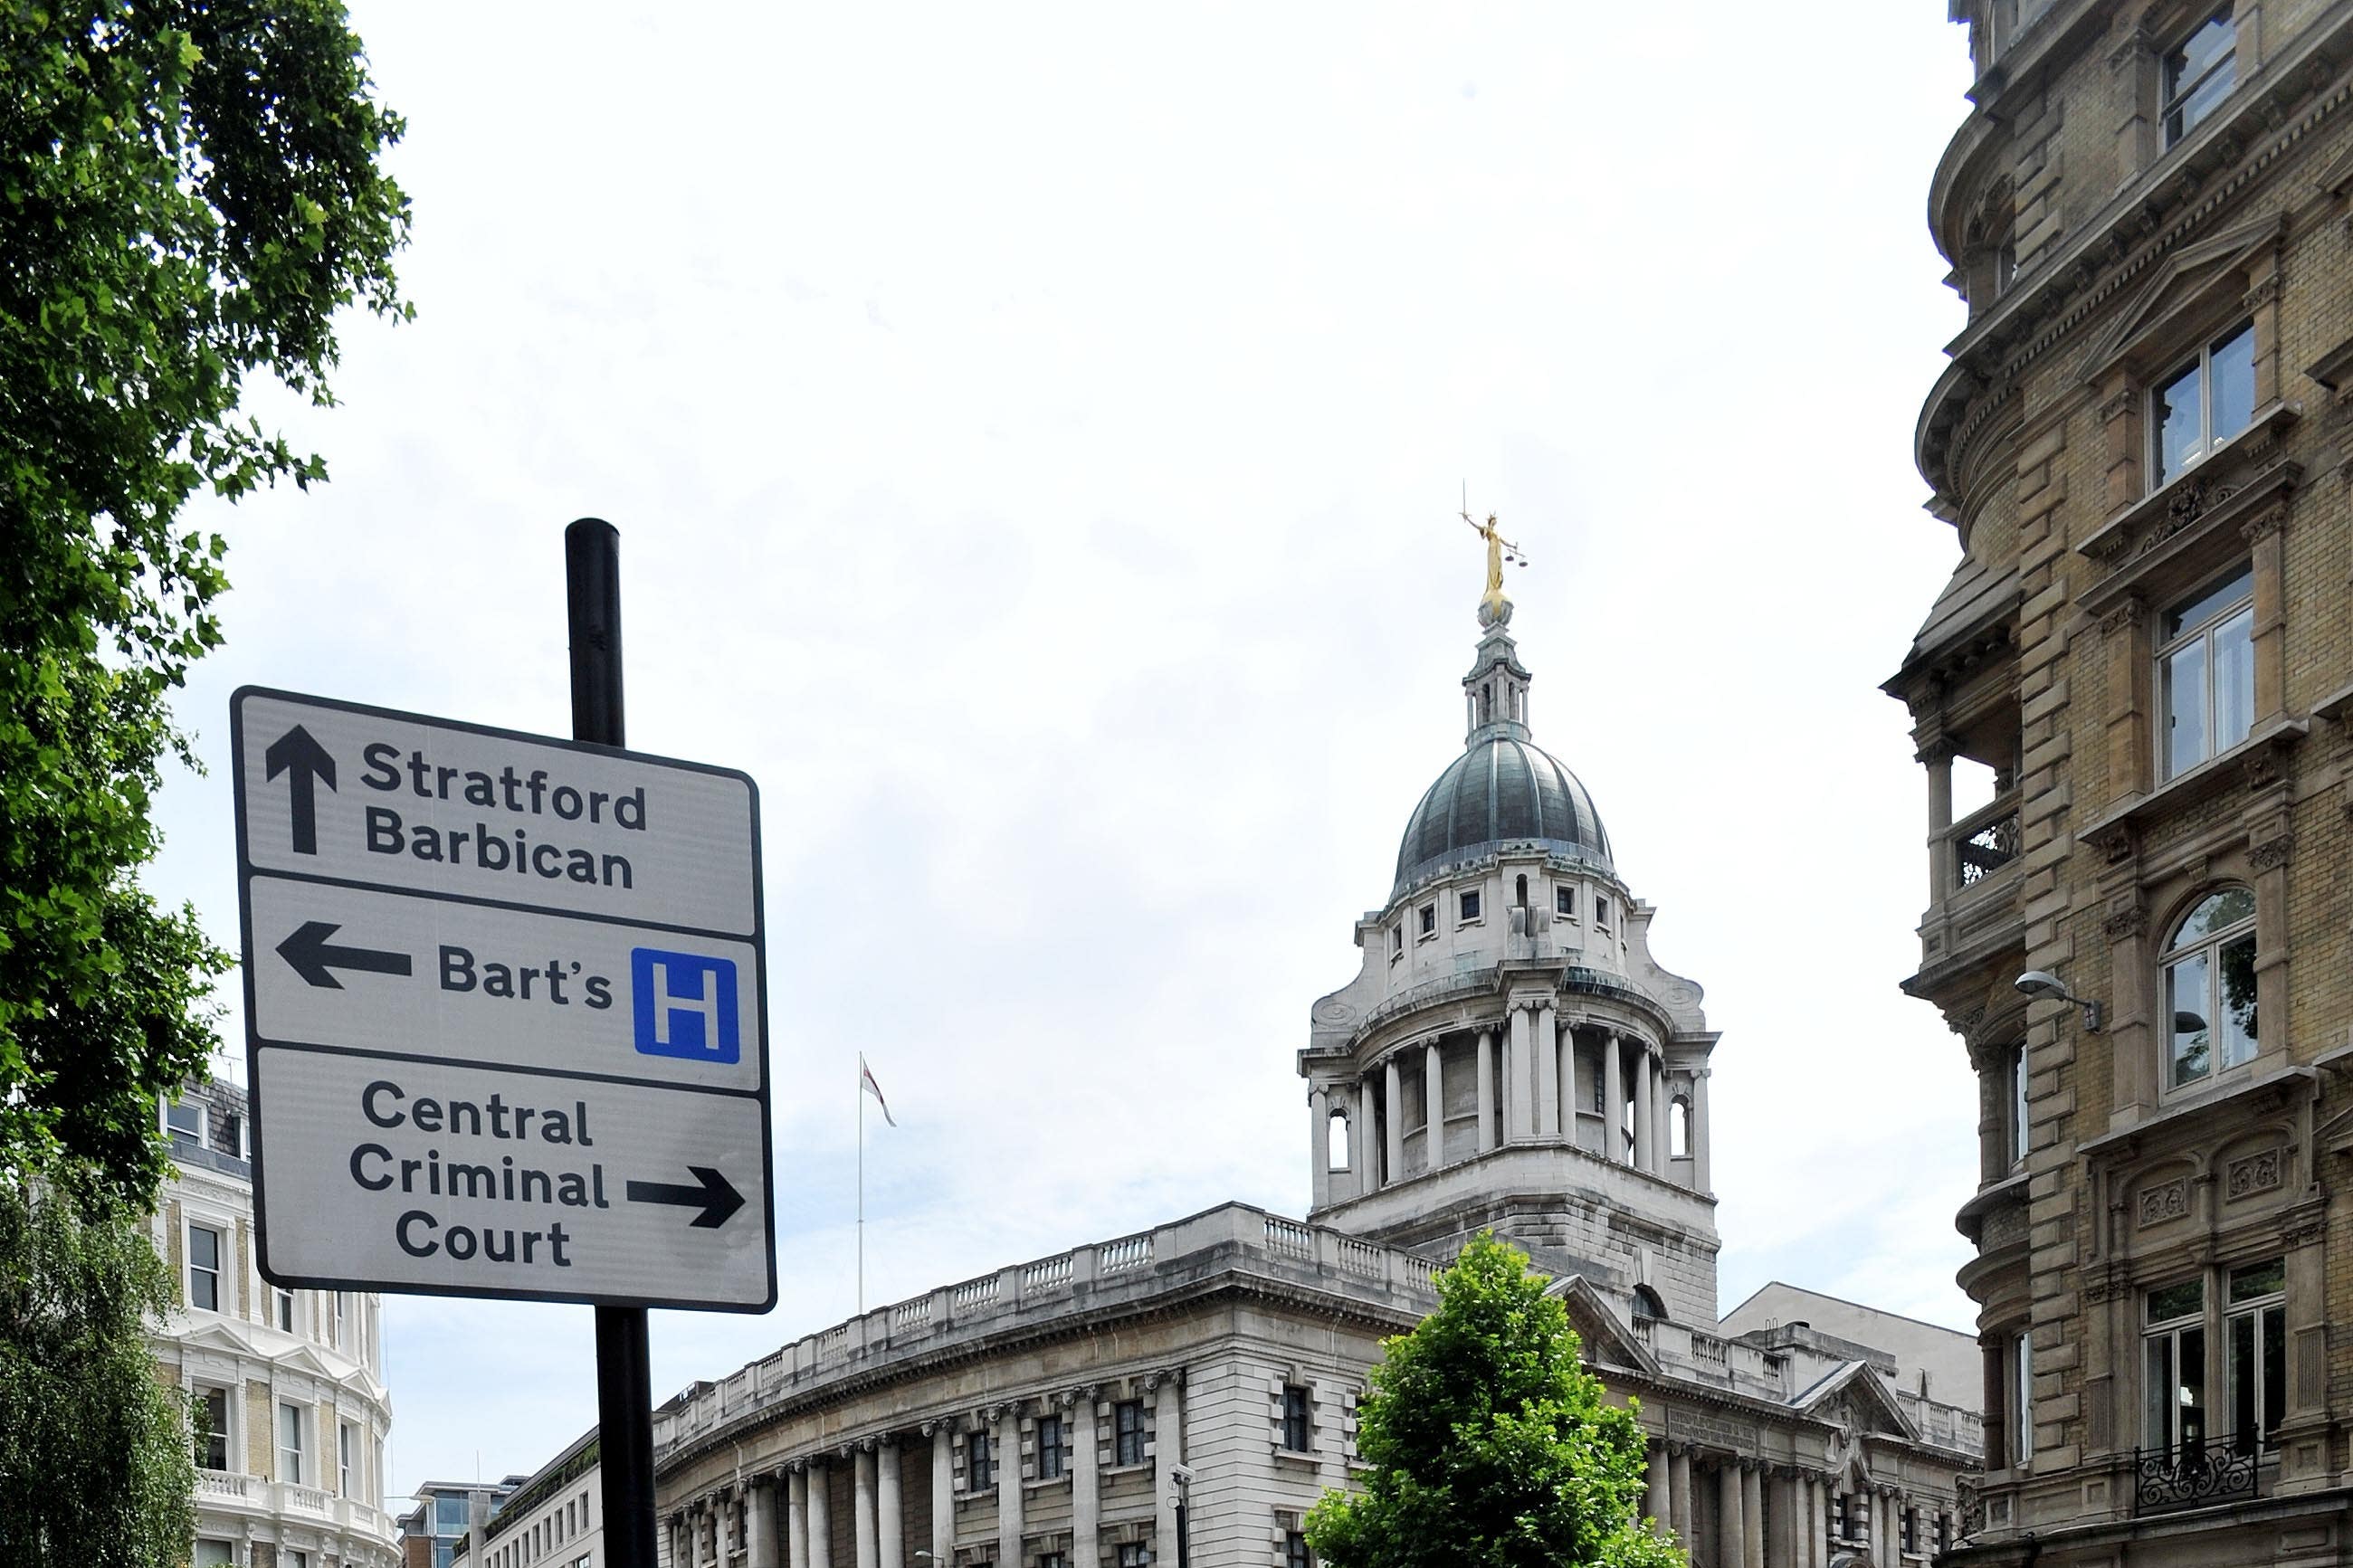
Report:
2014,970,2102,1032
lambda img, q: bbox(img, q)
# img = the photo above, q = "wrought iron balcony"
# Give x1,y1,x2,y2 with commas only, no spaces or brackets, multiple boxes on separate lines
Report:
1950,794,2021,890
2133,1437,2262,1516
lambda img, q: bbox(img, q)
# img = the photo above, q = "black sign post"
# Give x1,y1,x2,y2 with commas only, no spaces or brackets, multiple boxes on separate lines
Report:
568,518,658,1568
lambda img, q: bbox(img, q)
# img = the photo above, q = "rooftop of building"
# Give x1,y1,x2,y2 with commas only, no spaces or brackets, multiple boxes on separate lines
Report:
653,1199,1982,1475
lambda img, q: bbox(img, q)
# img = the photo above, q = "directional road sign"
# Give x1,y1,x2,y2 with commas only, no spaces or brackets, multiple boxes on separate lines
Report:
231,687,774,1312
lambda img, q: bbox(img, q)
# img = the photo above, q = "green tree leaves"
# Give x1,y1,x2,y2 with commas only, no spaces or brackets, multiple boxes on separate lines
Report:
0,1174,200,1566
1305,1234,1686,1568
1,0,410,1206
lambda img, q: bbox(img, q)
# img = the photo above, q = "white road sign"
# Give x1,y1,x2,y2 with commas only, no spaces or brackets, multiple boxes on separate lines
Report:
231,687,775,1312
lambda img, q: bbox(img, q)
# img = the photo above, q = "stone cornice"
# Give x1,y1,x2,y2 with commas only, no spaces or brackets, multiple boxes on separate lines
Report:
1918,5,2353,511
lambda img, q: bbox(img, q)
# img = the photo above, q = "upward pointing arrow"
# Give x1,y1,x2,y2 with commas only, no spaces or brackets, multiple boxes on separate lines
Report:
264,725,336,855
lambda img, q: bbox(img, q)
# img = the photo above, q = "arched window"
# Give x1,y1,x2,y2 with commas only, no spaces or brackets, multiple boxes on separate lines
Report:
1633,1285,1667,1323
1327,1111,1350,1171
1514,874,1529,908
2165,886,2255,1088
1670,1097,1691,1160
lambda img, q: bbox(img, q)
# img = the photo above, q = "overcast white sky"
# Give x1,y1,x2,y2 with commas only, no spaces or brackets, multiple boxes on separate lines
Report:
144,1,1986,1502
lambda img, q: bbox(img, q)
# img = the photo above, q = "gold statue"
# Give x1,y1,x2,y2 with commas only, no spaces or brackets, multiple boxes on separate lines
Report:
1459,500,1526,627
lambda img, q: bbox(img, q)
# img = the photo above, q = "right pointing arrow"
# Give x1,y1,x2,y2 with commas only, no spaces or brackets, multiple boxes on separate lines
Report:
625,1165,746,1229
264,724,337,855
276,921,413,990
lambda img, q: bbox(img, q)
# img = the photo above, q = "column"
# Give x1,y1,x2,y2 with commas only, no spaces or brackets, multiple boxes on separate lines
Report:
695,1501,715,1568
1475,1030,1496,1152
1654,1060,1671,1172
1768,1472,1796,1568
1537,1003,1561,1137
1604,1032,1624,1164
1152,1377,1184,1565
1310,1087,1330,1207
748,1478,778,1568
995,1407,1023,1568
1072,1393,1100,1566
877,1440,902,1568
1423,1041,1445,1171
1670,1449,1694,1549
1692,1069,1712,1193
929,1425,953,1565
853,1446,877,1568
1645,1442,1670,1535
1506,1005,1532,1140
786,1468,809,1568
1742,1464,1763,1568
1805,1478,1824,1568
1383,1057,1405,1182
806,1458,832,1568
1925,742,1954,903
1634,1046,1655,1174
1358,1079,1378,1189
1718,1464,1745,1568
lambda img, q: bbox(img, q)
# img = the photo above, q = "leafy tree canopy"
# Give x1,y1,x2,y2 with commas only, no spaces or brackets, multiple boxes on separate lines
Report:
1,0,411,1203
1306,1233,1685,1568
0,1175,198,1565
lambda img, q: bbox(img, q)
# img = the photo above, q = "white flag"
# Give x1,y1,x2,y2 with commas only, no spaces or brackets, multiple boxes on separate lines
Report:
859,1054,898,1127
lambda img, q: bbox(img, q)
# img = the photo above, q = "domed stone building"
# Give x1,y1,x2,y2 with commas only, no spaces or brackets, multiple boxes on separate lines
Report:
650,565,1984,1568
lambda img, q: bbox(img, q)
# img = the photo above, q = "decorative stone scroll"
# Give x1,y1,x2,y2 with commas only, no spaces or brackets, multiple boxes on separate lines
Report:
2138,1179,2191,1228
2225,1148,2283,1200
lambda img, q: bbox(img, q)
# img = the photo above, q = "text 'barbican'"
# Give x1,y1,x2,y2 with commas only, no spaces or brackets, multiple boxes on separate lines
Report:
358,740,648,889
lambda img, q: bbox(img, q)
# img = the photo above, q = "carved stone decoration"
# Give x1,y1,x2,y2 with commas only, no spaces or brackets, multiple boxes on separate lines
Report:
2243,746,2288,791
2243,275,2282,312
2100,596,2146,638
2241,504,2291,544
2226,1148,2283,1199
2139,1179,2192,1227
1311,997,1358,1029
2250,833,2296,870
2090,822,2138,866
2104,903,2148,942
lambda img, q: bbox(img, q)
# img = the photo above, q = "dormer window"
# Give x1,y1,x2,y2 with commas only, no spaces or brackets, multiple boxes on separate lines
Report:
1458,890,1481,925
2164,5,2236,147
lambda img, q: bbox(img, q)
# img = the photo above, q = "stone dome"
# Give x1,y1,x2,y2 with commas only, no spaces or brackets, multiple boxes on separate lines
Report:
1392,733,1612,898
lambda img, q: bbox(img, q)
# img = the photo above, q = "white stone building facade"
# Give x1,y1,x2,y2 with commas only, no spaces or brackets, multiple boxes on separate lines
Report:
155,1077,401,1568
650,582,1986,1567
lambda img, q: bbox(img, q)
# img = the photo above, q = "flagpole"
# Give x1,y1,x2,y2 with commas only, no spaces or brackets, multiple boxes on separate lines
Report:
856,1054,865,1316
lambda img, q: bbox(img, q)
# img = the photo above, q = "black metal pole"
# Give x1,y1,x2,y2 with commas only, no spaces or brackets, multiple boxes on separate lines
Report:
567,518,656,1568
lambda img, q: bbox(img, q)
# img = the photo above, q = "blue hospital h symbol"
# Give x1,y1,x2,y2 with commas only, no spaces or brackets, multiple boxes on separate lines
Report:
631,948,741,1064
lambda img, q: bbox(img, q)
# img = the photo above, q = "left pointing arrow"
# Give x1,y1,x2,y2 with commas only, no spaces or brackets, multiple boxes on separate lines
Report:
264,725,337,856
276,921,413,990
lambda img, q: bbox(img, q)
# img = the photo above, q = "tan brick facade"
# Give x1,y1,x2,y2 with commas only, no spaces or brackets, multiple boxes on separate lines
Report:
1894,2,2353,1563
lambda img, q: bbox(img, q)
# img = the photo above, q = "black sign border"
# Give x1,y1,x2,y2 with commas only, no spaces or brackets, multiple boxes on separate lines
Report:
230,684,778,1316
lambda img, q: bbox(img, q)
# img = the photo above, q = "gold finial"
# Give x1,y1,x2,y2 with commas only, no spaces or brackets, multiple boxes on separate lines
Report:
1458,488,1528,628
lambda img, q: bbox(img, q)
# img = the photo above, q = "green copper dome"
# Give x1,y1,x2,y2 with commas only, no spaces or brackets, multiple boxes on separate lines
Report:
1392,734,1611,899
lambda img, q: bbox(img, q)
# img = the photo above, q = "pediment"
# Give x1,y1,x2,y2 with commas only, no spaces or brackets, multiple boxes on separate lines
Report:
1794,1361,1918,1444
1547,1274,1658,1377
2082,214,2283,380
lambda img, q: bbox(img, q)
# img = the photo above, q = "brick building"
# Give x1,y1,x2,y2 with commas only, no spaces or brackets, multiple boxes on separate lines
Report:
649,573,1980,1568
1890,1,2353,1563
